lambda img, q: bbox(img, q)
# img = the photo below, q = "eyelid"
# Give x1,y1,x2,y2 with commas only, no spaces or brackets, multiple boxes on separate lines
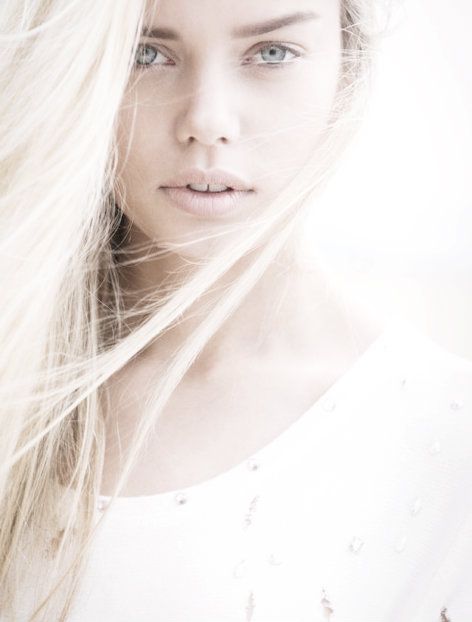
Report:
246,42,301,66
136,42,176,66
249,41,300,54
135,41,301,69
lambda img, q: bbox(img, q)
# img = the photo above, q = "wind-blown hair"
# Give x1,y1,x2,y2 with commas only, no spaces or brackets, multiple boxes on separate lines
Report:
0,1,395,619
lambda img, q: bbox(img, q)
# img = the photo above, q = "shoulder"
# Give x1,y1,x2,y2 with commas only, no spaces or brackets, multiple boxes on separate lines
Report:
378,317,472,390
389,320,472,408
380,319,472,467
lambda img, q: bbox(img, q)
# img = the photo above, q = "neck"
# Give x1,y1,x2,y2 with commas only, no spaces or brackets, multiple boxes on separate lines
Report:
115,223,362,378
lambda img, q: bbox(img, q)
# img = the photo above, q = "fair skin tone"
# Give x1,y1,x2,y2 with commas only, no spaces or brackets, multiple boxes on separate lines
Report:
101,0,384,496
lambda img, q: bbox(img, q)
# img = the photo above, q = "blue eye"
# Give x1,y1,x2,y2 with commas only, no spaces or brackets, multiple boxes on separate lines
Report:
135,43,173,67
134,42,300,70
253,43,299,67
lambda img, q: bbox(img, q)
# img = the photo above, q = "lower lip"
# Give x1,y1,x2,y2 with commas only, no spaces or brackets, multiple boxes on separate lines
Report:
160,186,254,217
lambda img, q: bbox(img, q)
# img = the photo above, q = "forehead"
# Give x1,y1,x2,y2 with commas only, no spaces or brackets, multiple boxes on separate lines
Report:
143,0,337,36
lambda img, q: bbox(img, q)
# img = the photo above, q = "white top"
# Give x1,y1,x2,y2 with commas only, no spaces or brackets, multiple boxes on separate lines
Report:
60,322,472,620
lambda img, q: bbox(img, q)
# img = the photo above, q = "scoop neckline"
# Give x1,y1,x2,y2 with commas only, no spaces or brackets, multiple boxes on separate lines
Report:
97,320,410,508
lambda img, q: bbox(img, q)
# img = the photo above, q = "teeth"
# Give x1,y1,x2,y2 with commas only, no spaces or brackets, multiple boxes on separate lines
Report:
187,183,230,193
188,183,209,192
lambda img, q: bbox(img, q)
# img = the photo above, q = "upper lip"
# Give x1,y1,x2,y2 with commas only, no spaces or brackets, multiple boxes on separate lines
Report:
161,168,253,191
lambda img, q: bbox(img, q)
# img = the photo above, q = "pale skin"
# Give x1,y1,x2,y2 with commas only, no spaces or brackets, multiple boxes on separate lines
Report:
100,0,384,496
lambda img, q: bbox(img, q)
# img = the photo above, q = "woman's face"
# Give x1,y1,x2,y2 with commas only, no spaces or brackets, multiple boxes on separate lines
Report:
116,0,342,257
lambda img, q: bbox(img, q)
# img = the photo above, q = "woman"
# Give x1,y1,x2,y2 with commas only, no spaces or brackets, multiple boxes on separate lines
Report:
0,0,471,620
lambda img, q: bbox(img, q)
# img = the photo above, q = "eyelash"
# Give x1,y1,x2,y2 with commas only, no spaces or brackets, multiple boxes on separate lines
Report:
134,42,301,71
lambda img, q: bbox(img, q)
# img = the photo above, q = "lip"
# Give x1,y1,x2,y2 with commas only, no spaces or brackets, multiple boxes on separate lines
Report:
161,168,253,192
160,186,254,218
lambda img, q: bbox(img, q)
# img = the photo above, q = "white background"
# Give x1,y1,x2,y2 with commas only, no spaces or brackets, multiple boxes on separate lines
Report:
303,0,472,359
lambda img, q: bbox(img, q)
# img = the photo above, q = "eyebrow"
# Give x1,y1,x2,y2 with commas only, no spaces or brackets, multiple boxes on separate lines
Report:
142,11,319,41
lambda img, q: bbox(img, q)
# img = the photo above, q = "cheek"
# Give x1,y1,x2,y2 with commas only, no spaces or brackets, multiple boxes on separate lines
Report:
115,102,166,197
256,60,342,179
255,37,342,140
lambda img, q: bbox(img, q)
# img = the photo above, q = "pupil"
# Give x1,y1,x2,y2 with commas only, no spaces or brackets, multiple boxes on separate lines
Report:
262,46,285,63
136,44,156,65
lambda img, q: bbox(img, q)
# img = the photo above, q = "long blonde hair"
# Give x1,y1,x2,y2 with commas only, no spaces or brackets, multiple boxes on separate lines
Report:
0,1,393,619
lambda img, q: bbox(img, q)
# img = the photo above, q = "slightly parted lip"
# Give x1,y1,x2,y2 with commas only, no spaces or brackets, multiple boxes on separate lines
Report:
160,168,253,192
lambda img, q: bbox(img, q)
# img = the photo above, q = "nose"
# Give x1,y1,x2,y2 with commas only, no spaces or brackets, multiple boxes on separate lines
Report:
175,68,240,147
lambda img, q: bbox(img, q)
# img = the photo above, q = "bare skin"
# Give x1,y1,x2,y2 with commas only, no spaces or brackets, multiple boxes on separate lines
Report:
100,265,384,496
100,0,384,496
